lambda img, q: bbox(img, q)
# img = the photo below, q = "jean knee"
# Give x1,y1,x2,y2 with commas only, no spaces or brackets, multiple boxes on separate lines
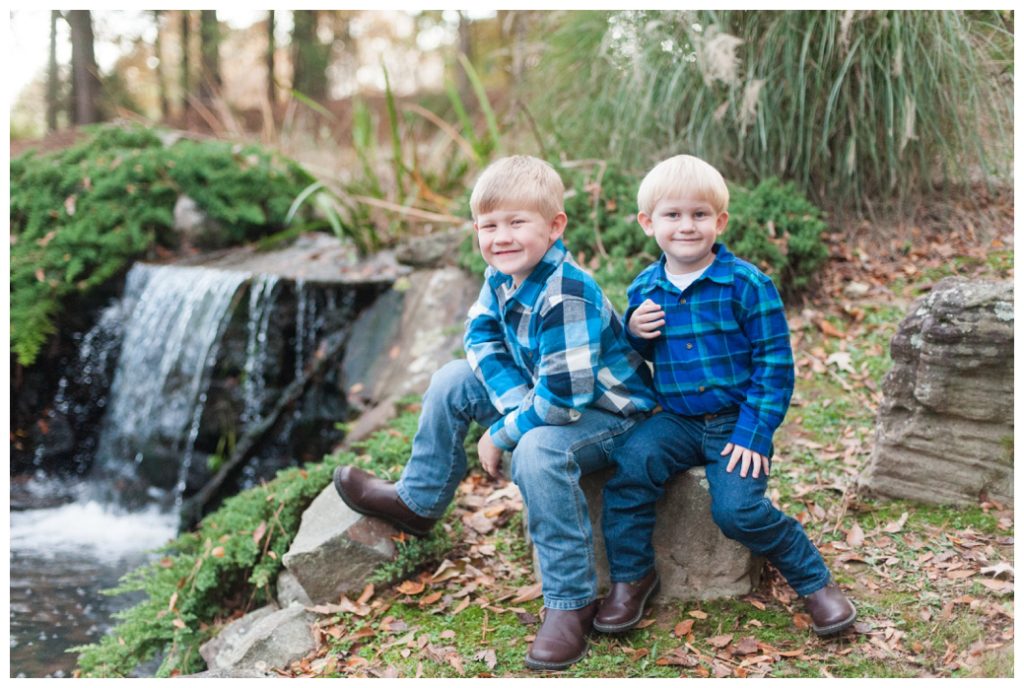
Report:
427,360,474,397
511,427,563,486
711,499,768,541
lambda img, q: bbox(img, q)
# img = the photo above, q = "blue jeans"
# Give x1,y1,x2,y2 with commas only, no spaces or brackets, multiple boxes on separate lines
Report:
396,360,638,610
601,410,832,597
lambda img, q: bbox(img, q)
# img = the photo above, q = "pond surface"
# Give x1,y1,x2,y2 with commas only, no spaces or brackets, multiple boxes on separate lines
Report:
8,494,177,678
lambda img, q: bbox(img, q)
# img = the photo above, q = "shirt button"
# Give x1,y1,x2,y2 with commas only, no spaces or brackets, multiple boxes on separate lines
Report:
680,298,686,304
686,343,694,349
699,386,705,392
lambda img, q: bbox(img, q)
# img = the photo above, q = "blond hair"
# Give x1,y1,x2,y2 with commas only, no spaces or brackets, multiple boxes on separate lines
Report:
469,156,565,220
637,154,729,216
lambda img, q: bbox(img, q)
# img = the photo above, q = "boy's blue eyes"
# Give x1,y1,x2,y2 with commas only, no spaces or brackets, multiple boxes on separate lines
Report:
479,219,525,230
663,211,710,220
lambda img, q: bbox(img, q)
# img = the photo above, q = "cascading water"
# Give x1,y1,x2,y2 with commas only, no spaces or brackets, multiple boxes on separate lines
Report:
241,274,281,427
11,263,259,677
91,264,250,506
11,252,386,677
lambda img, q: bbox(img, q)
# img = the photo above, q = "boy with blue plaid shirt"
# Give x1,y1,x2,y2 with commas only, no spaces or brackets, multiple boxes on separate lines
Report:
334,156,656,670
594,155,856,638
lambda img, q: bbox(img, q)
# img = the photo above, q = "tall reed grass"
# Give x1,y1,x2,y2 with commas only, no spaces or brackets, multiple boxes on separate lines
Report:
528,10,1012,210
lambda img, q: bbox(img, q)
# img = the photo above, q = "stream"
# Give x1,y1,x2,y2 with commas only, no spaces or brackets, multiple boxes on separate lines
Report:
8,482,178,677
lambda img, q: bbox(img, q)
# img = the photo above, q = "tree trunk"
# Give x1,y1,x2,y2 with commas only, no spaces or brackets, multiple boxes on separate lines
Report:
46,10,60,132
291,10,329,101
153,10,169,120
456,11,474,102
266,10,276,106
68,10,101,125
180,10,190,119
199,10,221,104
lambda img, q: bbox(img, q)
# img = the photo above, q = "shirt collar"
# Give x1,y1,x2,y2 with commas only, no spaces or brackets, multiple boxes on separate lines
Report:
638,243,735,295
486,239,568,308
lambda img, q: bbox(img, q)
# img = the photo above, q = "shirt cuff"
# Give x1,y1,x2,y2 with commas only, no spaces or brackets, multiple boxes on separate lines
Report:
489,418,519,452
728,413,775,457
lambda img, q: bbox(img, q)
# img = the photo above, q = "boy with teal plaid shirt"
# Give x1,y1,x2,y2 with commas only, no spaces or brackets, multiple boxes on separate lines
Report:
335,156,656,670
595,155,856,638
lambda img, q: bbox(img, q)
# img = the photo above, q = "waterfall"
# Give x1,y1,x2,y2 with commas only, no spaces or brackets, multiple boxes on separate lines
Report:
93,264,249,502
241,275,281,428
31,297,127,472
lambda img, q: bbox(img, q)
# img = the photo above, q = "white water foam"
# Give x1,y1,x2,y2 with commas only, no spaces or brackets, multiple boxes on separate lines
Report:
9,501,179,560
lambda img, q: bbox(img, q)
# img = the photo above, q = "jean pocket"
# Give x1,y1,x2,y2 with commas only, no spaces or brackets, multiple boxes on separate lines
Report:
706,412,739,433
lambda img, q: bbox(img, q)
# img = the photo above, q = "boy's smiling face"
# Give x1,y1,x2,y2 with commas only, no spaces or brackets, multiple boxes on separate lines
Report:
638,196,728,274
475,207,567,286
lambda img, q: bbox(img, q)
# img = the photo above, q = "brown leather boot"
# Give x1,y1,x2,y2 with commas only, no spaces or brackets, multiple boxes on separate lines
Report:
803,582,856,636
524,601,598,671
333,465,437,537
593,570,660,633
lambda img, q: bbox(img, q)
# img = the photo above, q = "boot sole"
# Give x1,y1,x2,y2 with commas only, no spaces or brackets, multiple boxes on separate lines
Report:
524,644,588,671
593,577,661,634
332,466,434,538
812,607,857,636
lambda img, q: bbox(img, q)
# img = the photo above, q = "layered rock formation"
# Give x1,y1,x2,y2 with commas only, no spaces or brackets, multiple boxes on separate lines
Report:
860,278,1014,505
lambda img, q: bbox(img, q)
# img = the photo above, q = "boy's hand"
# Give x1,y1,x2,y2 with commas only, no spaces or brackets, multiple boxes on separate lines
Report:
722,442,770,479
478,432,505,479
629,299,666,339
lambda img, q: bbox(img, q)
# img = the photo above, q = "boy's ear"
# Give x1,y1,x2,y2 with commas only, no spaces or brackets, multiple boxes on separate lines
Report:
549,211,567,240
715,211,729,235
637,212,655,237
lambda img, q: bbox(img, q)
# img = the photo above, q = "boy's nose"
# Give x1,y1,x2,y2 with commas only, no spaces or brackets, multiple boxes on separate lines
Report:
493,225,514,242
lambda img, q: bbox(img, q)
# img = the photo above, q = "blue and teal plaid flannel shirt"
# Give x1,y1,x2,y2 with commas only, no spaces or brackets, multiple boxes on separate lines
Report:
465,239,656,451
624,243,795,456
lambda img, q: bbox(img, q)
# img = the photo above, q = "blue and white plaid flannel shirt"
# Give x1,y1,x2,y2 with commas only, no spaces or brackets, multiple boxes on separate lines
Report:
465,239,656,451
624,243,795,456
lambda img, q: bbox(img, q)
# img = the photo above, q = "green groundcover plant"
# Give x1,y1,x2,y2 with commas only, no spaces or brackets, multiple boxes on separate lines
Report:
10,125,315,367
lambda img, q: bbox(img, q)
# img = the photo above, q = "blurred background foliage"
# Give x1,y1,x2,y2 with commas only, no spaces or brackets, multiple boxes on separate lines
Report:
9,9,1014,361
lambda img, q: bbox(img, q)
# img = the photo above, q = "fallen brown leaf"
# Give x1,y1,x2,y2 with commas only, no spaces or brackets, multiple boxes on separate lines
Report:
689,610,709,619
357,583,375,605
946,569,976,580
420,591,444,606
734,636,759,655
882,512,909,533
510,582,543,604
817,319,845,338
674,619,695,637
656,648,699,667
473,648,497,670
708,634,733,649
846,522,865,548
515,610,540,625
445,652,465,675
396,580,426,596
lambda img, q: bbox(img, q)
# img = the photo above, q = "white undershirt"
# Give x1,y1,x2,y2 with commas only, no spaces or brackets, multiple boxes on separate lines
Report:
665,264,710,294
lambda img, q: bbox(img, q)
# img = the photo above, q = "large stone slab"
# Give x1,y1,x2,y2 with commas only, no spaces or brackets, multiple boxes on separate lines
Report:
342,267,481,409
282,483,399,604
527,467,762,601
276,570,313,608
860,277,1013,505
199,603,316,673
